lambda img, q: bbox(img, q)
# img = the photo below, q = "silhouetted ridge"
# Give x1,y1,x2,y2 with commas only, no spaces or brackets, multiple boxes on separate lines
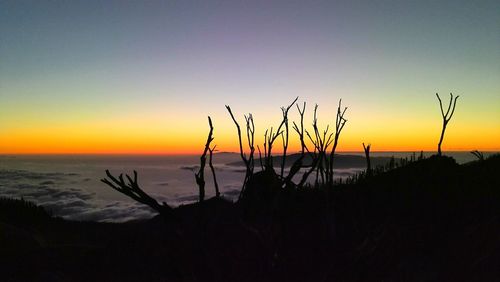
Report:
226,153,397,168
1,154,499,281
0,197,52,224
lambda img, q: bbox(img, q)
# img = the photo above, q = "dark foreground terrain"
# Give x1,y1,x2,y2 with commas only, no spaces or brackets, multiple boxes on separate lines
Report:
1,155,499,281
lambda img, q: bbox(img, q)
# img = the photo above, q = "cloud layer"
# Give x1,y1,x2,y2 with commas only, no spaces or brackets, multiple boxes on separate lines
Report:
0,169,156,222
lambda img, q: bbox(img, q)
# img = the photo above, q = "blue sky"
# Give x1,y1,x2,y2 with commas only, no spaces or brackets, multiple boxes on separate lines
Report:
1,0,499,153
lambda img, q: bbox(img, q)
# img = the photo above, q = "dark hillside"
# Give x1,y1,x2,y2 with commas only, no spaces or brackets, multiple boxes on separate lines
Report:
1,155,499,281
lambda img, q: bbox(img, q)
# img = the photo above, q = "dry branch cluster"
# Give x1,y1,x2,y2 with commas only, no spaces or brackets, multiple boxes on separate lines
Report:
101,93,460,216
102,170,173,217
225,97,348,193
100,97,351,215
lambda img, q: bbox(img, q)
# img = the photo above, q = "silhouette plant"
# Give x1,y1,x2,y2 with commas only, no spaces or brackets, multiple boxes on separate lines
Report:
284,102,308,185
327,99,348,187
278,97,299,178
363,142,372,177
436,93,459,156
295,105,320,188
194,116,215,202
251,98,348,189
297,104,336,188
470,150,484,161
102,97,351,214
289,99,347,188
101,116,217,219
307,104,334,187
260,97,298,172
101,170,173,217
225,106,255,198
209,145,220,197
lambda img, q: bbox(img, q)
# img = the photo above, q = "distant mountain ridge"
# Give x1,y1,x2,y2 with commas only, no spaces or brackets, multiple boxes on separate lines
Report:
226,153,397,169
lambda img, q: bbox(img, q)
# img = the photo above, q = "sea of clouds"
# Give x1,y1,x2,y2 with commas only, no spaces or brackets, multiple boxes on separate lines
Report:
0,165,363,222
3,152,482,222
0,169,157,222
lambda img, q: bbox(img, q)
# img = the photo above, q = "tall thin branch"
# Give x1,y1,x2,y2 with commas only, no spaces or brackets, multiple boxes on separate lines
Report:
299,105,325,188
244,114,256,176
257,145,264,170
436,93,459,156
226,105,247,164
263,97,297,172
225,106,253,196
363,142,371,177
195,116,214,202
279,97,298,178
284,103,308,185
327,99,348,187
208,145,220,197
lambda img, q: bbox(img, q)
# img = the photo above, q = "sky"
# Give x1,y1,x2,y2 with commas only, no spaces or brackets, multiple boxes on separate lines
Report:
1,0,499,154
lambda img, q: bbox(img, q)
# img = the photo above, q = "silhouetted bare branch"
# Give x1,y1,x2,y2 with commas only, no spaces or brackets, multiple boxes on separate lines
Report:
363,142,372,177
257,145,264,171
226,105,247,163
208,145,220,197
284,102,308,185
225,105,256,198
279,97,298,178
244,113,256,175
258,97,297,172
101,170,172,217
195,116,215,202
436,93,459,156
299,104,334,188
327,99,348,187
470,150,484,161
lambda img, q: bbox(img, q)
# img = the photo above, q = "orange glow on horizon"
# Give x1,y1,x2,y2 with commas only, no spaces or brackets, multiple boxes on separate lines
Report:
1,100,499,155
2,135,499,155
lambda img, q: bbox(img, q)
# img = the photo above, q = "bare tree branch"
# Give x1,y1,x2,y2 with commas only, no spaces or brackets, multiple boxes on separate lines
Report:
208,145,220,197
327,99,348,187
257,145,264,171
225,105,256,198
195,116,215,202
101,170,172,217
363,142,372,177
278,97,298,178
436,93,459,156
287,103,312,184
226,105,247,163
470,150,484,161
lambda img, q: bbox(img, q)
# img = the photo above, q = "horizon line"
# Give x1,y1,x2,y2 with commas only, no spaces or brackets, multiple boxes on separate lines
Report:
1,150,499,156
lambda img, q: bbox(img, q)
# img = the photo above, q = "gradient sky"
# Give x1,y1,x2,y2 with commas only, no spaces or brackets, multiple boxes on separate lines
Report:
1,0,499,154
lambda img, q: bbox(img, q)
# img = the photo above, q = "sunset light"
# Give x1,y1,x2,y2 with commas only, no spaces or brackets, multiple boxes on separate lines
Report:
1,1,499,280
1,1,498,154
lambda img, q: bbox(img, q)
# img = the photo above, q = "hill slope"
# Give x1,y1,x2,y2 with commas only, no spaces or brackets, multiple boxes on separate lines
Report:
1,155,499,281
